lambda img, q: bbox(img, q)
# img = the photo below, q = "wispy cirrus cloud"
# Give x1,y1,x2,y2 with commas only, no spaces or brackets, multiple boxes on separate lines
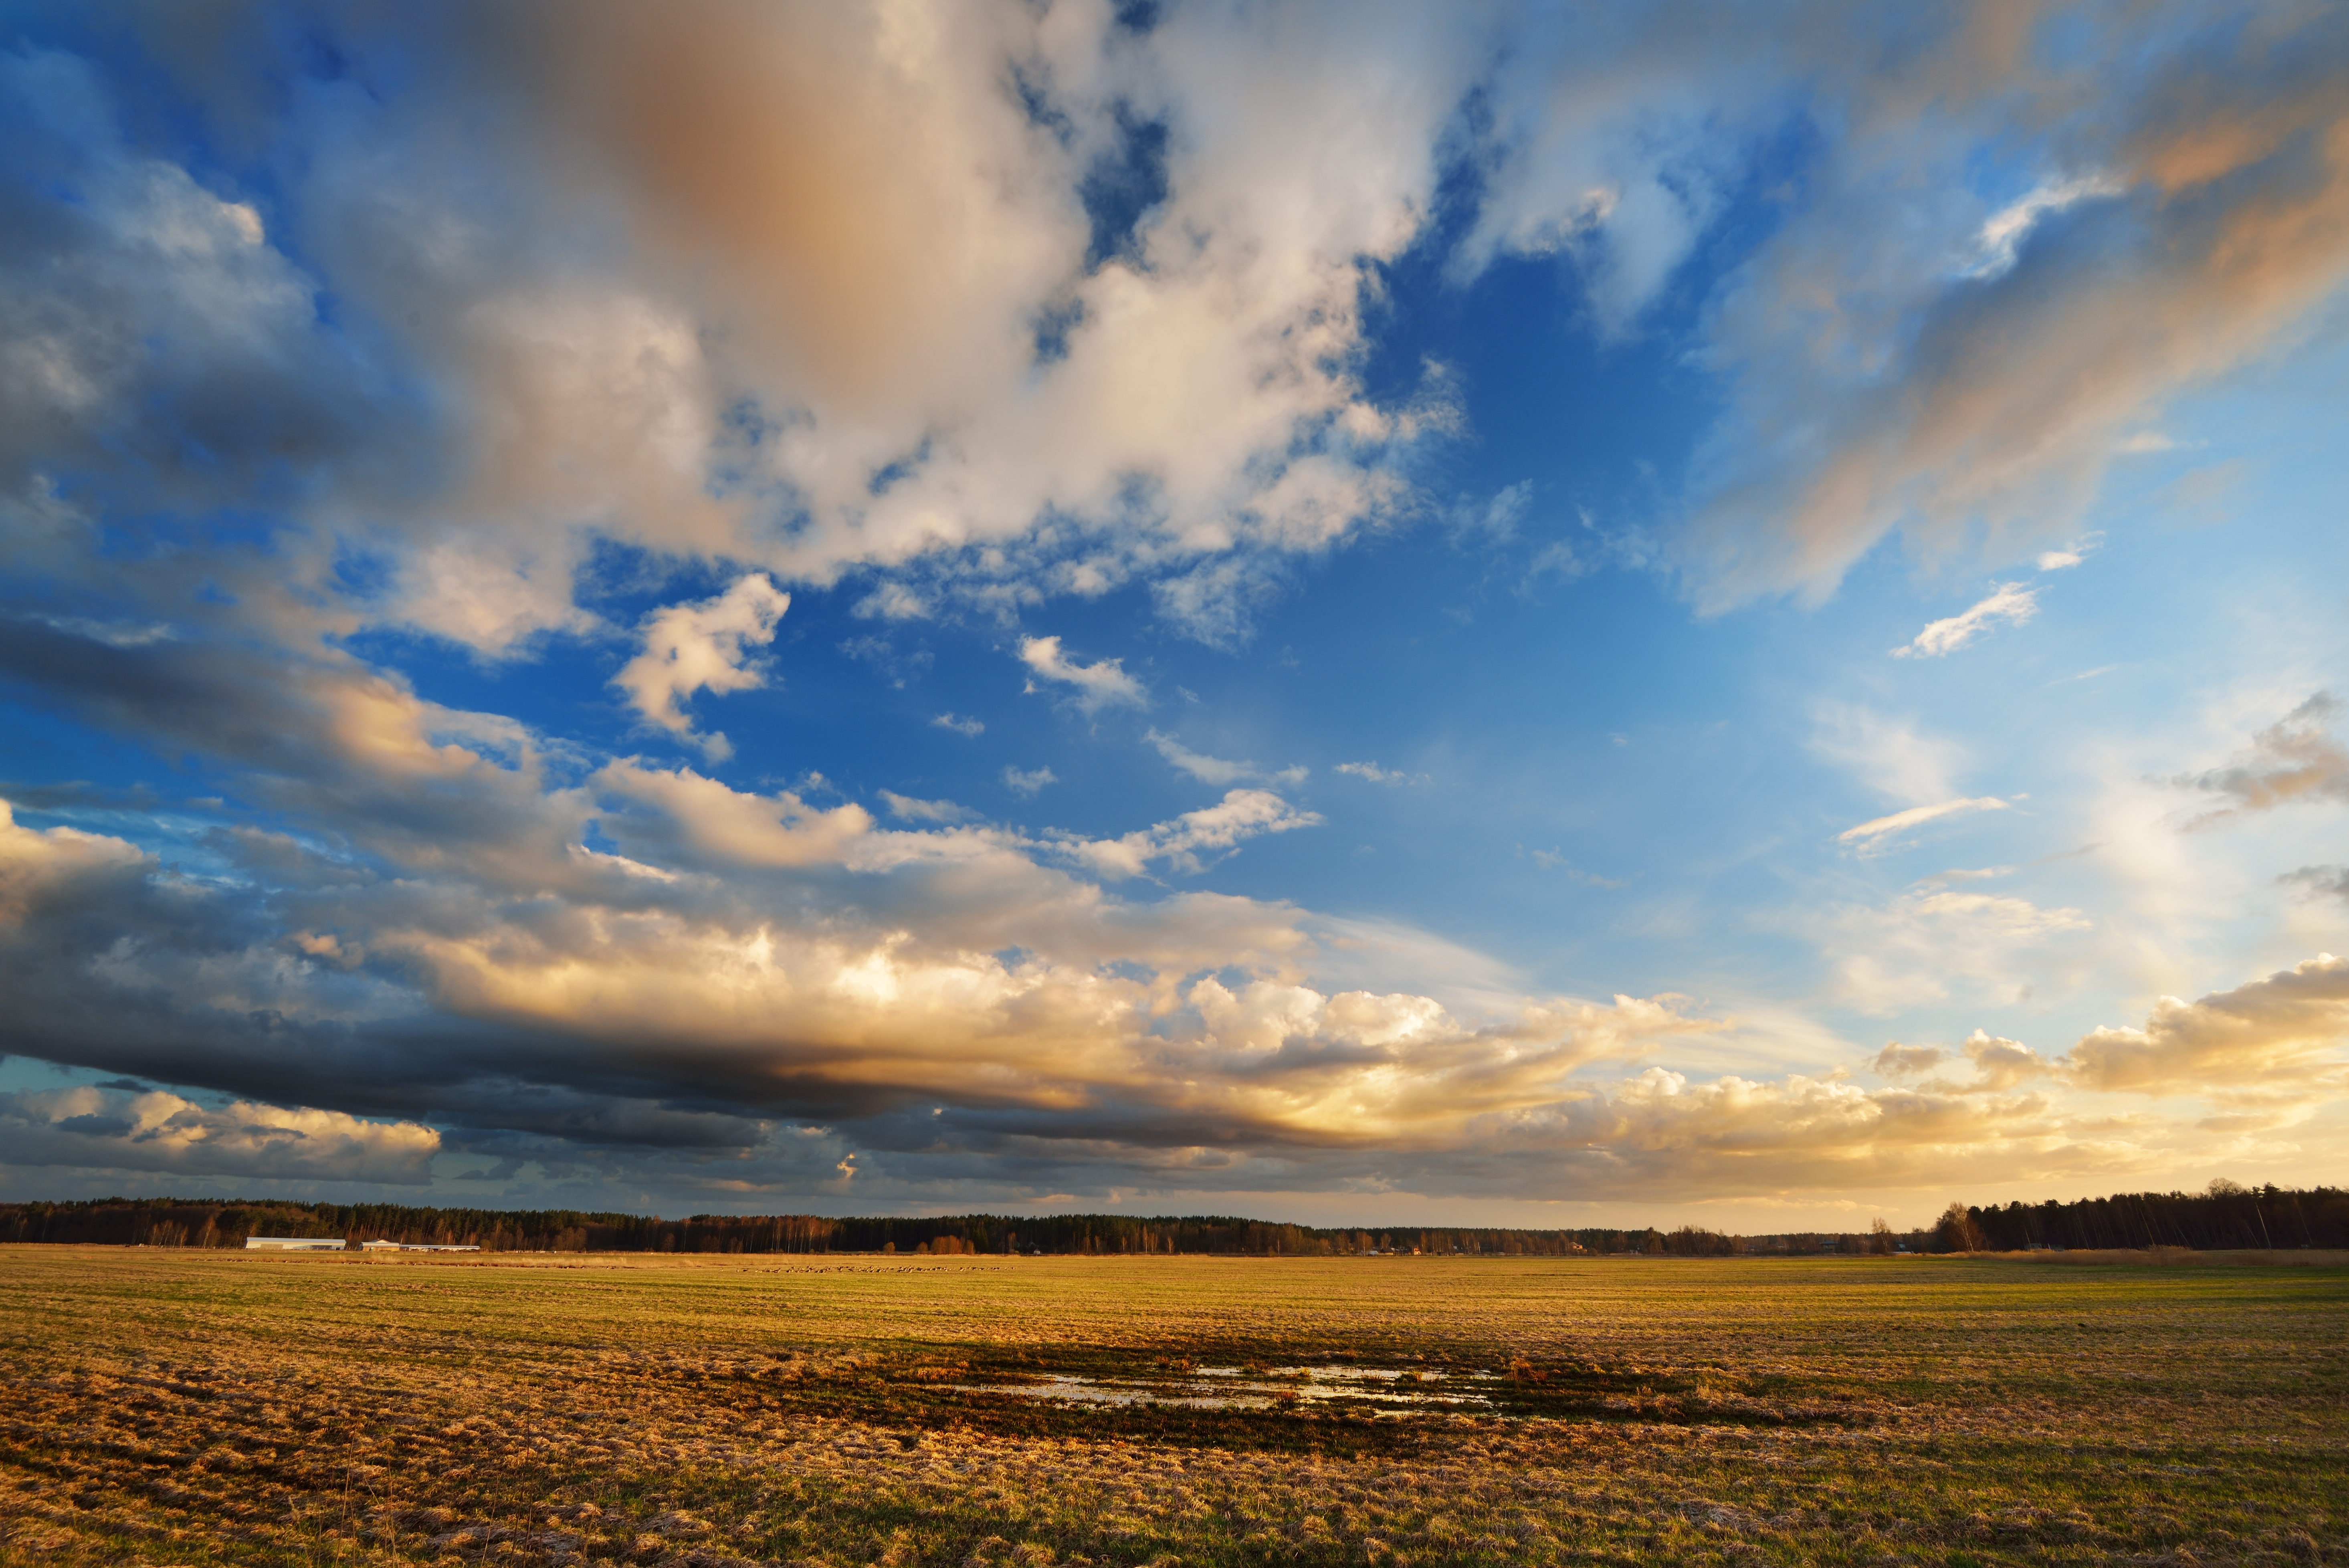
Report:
1838,796,2011,852
1891,583,2037,658
1146,729,1305,787
1336,761,1429,787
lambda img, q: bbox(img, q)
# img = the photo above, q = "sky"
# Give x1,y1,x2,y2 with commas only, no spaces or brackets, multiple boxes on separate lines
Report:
2,0,2347,1231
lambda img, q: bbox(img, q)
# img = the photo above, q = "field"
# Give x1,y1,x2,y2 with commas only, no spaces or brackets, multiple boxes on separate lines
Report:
0,1249,2342,1567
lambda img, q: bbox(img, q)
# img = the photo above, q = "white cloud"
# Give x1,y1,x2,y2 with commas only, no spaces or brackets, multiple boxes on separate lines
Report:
1002,765,1057,797
1146,729,1305,787
931,712,984,737
879,791,976,825
1018,636,1146,714
1063,789,1321,881
1521,847,1626,887
1810,705,1965,805
1336,761,1429,787
1838,796,2012,852
1891,583,2038,658
1970,173,2123,277
1830,886,2091,1014
2035,531,2101,571
612,575,790,760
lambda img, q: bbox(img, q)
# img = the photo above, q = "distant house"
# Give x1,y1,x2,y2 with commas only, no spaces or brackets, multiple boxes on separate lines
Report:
247,1235,483,1252
360,1239,482,1253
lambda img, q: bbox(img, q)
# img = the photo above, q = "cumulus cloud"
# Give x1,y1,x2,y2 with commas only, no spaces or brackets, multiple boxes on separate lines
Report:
2066,954,2349,1099
1019,636,1146,714
1891,583,2038,658
1872,1041,1945,1077
7,3,2347,652
612,575,790,759
1872,1032,2051,1091
7,3,2349,1207
1838,796,2011,852
2172,692,2349,827
931,712,984,737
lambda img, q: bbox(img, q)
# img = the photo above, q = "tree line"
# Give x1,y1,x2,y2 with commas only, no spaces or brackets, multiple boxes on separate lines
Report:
2,1185,2338,1255
1943,1181,2345,1252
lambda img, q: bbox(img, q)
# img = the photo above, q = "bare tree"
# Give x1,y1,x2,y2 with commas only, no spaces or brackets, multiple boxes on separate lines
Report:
1937,1201,1987,1253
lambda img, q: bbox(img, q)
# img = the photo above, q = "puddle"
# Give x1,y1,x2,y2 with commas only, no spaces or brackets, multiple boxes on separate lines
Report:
950,1365,1497,1413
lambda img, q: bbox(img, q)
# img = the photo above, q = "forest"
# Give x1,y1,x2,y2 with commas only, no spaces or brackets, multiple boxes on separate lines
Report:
2,1184,2340,1255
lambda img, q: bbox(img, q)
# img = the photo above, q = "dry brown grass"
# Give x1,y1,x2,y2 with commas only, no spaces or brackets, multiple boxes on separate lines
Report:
0,1247,2342,1566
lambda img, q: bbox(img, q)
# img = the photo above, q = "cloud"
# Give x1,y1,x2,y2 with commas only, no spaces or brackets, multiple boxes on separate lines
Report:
612,575,790,760
8,4,2348,656
931,712,984,737
1145,729,1304,787
879,791,976,825
1810,705,1965,805
2066,954,2349,1099
1668,5,2349,604
1520,847,1626,888
0,1086,438,1185
2283,865,2349,903
0,5,1483,659
1960,1031,2056,1092
1830,886,2091,1014
1872,1042,1945,1077
2172,692,2349,826
2034,534,2099,570
1891,583,2038,658
1018,636,1146,714
1001,765,1057,797
1062,789,1321,881
1335,761,1429,787
8,5,2349,1210
1971,174,2125,277
1838,796,2011,852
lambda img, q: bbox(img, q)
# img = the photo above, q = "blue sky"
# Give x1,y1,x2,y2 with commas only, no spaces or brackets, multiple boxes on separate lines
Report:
3,0,2347,1227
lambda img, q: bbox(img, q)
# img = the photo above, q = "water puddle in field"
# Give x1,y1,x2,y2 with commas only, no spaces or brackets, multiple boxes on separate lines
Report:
950,1365,1499,1413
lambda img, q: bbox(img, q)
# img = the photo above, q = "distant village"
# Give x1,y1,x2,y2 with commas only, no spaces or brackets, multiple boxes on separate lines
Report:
243,1236,480,1253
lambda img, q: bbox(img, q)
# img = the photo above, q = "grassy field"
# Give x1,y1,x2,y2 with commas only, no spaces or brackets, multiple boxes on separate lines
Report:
0,1248,2341,1566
